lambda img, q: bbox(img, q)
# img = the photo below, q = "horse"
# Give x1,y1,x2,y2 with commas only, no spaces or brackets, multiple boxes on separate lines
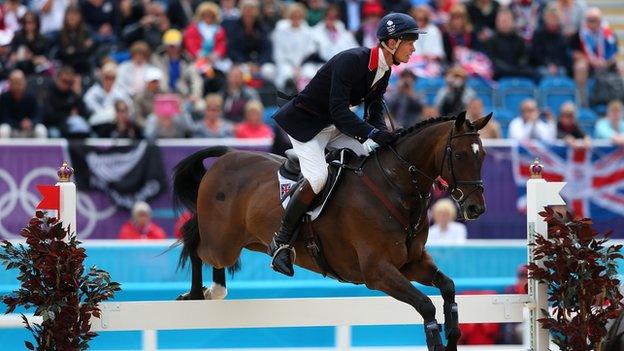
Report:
172,111,492,351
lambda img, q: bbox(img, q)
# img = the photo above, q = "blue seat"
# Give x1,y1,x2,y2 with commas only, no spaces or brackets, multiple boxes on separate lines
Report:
578,108,598,136
496,77,536,112
467,77,494,108
414,77,445,106
538,76,577,114
491,108,515,138
263,105,279,126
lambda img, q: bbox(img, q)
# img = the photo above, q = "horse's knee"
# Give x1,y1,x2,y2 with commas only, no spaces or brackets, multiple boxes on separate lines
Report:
434,271,455,299
416,297,437,322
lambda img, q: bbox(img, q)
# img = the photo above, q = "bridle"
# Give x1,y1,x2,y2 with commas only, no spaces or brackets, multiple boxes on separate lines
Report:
382,122,484,207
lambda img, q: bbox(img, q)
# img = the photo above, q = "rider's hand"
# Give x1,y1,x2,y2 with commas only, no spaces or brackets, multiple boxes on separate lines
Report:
368,129,398,146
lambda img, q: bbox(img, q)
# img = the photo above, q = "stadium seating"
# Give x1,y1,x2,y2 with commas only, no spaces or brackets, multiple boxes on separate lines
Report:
538,76,577,113
578,108,599,136
263,105,279,126
467,77,494,108
415,77,445,105
496,77,536,113
491,108,515,138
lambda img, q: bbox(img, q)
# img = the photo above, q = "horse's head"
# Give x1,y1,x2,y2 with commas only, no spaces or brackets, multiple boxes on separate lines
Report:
438,111,492,220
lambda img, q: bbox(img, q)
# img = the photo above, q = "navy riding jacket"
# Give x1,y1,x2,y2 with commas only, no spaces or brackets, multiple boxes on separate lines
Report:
273,46,390,143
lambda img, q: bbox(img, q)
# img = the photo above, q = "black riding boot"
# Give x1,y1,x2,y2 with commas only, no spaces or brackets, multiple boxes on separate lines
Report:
268,180,316,276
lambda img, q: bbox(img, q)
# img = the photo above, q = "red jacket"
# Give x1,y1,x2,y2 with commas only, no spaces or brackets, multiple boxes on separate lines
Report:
183,22,227,59
235,123,274,139
118,221,167,240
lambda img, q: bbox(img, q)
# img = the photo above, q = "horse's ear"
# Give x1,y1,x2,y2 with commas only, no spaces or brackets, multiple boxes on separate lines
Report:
473,112,493,131
454,111,466,130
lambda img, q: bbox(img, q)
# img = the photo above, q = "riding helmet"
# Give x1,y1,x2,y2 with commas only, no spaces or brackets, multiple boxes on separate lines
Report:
376,12,427,42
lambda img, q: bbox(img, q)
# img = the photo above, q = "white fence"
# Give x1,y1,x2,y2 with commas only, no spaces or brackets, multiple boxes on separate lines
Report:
1,160,566,351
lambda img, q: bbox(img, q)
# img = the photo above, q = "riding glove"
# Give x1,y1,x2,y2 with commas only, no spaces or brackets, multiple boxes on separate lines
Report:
368,128,397,146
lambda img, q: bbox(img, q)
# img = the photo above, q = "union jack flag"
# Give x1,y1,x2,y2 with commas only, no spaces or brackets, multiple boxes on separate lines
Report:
512,141,624,220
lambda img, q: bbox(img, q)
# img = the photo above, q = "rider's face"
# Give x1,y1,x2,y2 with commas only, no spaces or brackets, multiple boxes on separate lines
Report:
394,39,415,63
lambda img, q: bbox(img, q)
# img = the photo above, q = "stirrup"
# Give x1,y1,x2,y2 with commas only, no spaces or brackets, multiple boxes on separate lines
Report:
270,244,297,268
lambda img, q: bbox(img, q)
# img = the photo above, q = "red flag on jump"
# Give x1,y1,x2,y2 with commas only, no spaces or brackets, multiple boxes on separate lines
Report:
36,185,60,212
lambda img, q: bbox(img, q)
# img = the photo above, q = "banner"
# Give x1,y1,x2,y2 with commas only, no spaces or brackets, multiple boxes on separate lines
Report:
68,141,167,209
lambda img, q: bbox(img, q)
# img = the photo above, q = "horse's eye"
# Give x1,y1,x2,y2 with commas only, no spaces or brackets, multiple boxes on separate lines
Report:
455,153,463,160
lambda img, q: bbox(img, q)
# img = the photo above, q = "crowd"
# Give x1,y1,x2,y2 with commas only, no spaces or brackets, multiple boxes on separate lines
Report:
0,0,620,143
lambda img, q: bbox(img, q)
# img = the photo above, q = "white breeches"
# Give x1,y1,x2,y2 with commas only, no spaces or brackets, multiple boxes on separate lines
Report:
288,125,371,194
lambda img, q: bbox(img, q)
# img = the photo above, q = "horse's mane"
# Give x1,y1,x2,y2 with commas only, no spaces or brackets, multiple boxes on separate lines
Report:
395,115,457,139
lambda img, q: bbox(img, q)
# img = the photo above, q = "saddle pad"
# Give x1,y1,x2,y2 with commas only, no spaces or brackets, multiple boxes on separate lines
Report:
277,149,347,221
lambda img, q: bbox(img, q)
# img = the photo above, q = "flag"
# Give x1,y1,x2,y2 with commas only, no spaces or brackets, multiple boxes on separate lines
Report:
68,141,167,209
36,185,60,213
512,140,624,220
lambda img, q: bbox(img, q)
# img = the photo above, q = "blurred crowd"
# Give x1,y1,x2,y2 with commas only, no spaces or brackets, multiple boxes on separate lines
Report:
0,0,621,144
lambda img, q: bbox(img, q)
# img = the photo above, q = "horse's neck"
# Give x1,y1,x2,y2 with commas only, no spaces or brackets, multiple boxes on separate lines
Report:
394,124,445,183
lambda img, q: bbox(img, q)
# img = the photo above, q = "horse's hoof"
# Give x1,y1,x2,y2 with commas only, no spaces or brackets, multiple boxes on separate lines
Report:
176,287,207,300
203,283,228,300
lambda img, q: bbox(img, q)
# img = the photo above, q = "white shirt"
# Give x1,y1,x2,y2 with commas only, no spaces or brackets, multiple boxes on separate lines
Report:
372,48,389,87
414,23,445,59
33,0,69,34
427,222,467,245
508,117,557,142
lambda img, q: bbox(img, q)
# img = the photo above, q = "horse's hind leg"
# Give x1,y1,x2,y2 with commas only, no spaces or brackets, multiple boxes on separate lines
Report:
361,257,444,351
402,252,459,351
177,251,207,300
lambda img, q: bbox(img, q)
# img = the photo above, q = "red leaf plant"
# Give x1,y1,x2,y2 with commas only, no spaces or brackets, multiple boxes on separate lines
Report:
527,207,623,351
0,211,120,350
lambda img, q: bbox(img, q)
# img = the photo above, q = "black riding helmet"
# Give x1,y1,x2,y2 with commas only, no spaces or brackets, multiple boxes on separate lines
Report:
377,12,426,64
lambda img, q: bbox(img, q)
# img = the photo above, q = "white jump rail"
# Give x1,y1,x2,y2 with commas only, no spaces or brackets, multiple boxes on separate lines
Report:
2,159,565,351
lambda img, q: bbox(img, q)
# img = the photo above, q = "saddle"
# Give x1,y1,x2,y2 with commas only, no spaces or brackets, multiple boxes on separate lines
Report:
277,148,362,282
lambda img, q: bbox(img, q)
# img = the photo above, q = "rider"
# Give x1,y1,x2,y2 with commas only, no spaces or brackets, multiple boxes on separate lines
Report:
269,13,426,276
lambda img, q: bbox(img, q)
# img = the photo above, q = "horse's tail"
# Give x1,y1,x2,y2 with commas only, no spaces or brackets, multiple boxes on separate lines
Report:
173,146,232,270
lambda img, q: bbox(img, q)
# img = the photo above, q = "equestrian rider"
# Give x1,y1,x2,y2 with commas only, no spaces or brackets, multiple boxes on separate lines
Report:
269,13,426,276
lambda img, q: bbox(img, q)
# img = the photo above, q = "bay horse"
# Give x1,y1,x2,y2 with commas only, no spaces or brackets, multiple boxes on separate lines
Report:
173,111,491,351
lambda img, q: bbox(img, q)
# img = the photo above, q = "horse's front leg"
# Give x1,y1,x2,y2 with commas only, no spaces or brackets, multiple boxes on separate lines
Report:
401,252,460,351
360,255,444,351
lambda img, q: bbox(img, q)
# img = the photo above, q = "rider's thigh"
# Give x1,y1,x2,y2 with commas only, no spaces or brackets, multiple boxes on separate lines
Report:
288,134,331,194
327,131,370,156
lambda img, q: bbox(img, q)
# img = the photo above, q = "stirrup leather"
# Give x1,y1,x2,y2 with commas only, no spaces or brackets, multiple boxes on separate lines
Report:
269,241,297,268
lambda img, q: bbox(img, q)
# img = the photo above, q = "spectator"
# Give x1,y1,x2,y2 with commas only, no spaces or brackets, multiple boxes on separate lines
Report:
32,0,70,36
466,97,501,139
183,2,227,61
509,0,540,42
80,0,117,44
486,8,533,80
594,100,624,145
121,1,171,50
428,198,467,244
84,62,133,132
466,0,499,43
260,0,283,29
382,0,411,15
154,29,203,108
10,11,51,76
3,0,27,36
412,5,445,62
42,66,90,138
220,0,241,22
435,66,476,116
0,70,46,138
117,41,156,97
508,99,556,142
421,105,440,120
306,0,327,27
312,5,358,63
0,34,13,81
134,67,164,127
354,1,384,48
235,100,273,138
96,100,143,139
272,3,315,90
118,0,145,30
144,94,195,139
385,69,424,127
571,8,619,98
221,65,260,123
167,0,199,29
224,0,272,67
554,0,585,39
118,201,166,240
557,101,590,147
442,4,479,64
336,0,362,33
530,5,570,78
174,210,193,238
500,265,528,344
194,94,234,137
430,0,456,26
54,5,96,75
